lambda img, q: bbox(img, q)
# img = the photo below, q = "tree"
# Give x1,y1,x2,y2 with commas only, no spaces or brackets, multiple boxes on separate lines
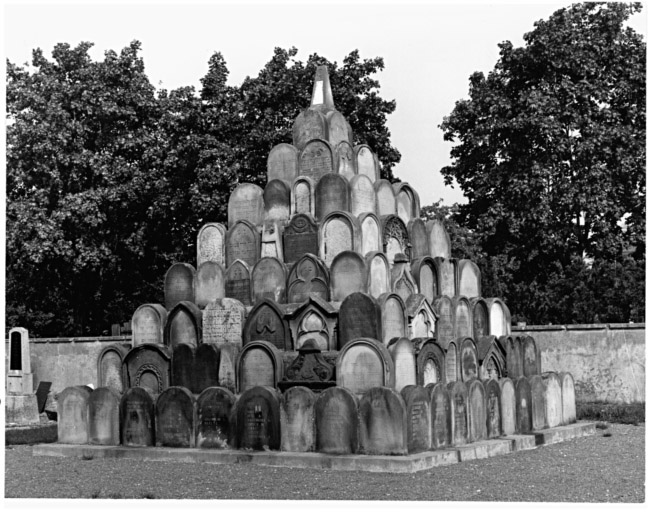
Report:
440,3,645,323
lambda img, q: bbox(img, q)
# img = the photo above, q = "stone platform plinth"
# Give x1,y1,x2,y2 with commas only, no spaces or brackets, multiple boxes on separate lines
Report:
32,422,596,473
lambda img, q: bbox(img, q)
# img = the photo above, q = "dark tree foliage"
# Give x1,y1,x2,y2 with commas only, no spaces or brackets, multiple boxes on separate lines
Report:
439,3,645,324
6,43,400,336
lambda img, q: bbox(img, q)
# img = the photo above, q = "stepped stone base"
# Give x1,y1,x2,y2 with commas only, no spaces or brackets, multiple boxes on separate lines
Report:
32,421,596,473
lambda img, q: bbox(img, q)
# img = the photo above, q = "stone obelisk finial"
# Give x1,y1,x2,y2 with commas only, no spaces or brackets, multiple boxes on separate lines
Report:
309,65,335,111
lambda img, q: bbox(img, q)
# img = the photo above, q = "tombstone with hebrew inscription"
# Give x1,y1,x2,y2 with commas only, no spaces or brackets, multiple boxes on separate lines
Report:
448,381,469,446
499,377,516,435
466,379,488,443
194,261,225,309
251,257,287,304
401,385,431,453
88,387,120,445
359,213,382,255
236,340,284,392
334,140,356,180
225,220,260,269
299,139,334,182
377,293,407,346
224,260,252,306
283,214,319,266
293,108,328,151
358,387,407,455
120,387,155,447
197,223,227,268
155,387,195,448
374,179,396,216
291,177,316,217
336,338,395,395
280,386,316,452
315,386,359,455
263,179,291,223
286,254,329,303
267,143,299,185
319,211,361,267
315,173,350,221
196,387,236,449
165,301,202,347
235,386,281,451
430,383,451,449
338,292,382,349
242,299,290,351
388,337,417,393
58,386,91,444
522,335,541,377
202,298,245,347
329,251,367,302
132,304,168,346
366,252,390,299
164,263,195,310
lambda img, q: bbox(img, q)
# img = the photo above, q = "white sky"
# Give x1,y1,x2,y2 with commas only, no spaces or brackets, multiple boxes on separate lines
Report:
4,1,647,207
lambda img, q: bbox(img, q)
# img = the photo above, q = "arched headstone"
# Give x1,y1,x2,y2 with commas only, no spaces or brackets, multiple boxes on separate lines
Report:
194,261,225,308
411,257,438,302
235,386,281,450
452,296,472,339
242,299,290,351
315,173,350,221
299,138,334,182
354,144,378,182
291,176,316,217
459,337,479,382
334,140,356,180
227,183,264,228
155,386,195,448
196,387,236,449
263,179,291,223
515,377,533,434
365,252,390,298
415,339,446,386
430,383,451,449
293,111,327,151
315,386,359,454
359,387,407,455
388,337,417,392
329,251,368,301
522,335,541,377
427,219,451,259
165,301,202,347
471,298,489,340
122,344,172,397
224,260,252,306
132,304,168,346
319,211,361,266
338,292,382,349
97,344,129,394
435,257,458,297
286,253,329,303
487,298,511,337
445,340,460,383
326,110,353,147
466,379,488,443
499,377,517,435
58,386,91,444
251,256,287,304
164,263,195,311
504,335,523,379
484,379,502,439
350,174,376,217
401,385,431,453
358,212,382,255
202,298,245,347
283,213,319,265
374,179,396,216
120,387,155,447
543,372,563,428
381,214,411,264
447,381,469,446
267,143,299,184
236,340,284,392
559,372,577,425
225,220,260,269
197,222,227,268
88,387,120,445
377,293,407,346
280,386,316,452
407,218,429,261
336,338,395,394
458,260,482,298
393,183,420,226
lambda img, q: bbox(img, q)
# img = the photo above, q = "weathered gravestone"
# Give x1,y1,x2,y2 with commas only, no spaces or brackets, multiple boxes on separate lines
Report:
155,386,196,448
391,254,418,302
197,222,227,268
499,377,517,436
267,143,299,185
326,110,353,147
165,301,202,347
280,337,336,390
336,338,395,394
286,297,338,351
202,298,245,347
401,385,431,453
559,372,577,425
338,292,382,349
195,344,220,392
293,109,328,151
251,257,287,304
377,293,407,345
227,183,264,228
291,177,316,217
196,387,236,449
217,343,239,393
193,261,225,308
406,294,437,339
97,344,129,394
88,387,120,445
242,299,290,351
515,376,533,434
355,144,378,183
374,179,396,216
334,140,356,180
477,336,506,381
393,183,420,226
280,386,316,452
365,252,390,299
466,379,488,443
415,339,446,386
434,296,455,349
522,335,541,377
459,337,479,382
350,174,376,217
447,381,469,446
381,215,411,265
471,298,489,340
452,296,472,339
225,220,260,269
286,253,329,303
435,257,457,297
458,260,482,298
236,340,284,392
299,139,334,182
58,386,91,444
487,298,511,337
120,387,155,447
330,251,368,301
388,337,417,392
359,213,382,255
484,379,502,439
164,263,195,310
224,260,252,306
358,387,408,455
445,340,460,383
530,375,547,431
410,257,438,302
260,221,285,261
315,172,350,221
504,335,523,379
427,219,451,259
319,211,362,266
122,344,172,397
314,386,359,455
430,383,451,449
407,218,429,261
283,214,319,266
132,304,168,346
235,386,282,451
542,372,563,428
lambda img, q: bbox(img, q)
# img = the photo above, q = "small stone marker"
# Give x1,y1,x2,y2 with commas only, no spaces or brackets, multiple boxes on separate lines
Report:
267,143,299,185
227,183,264,228
242,299,290,351
315,173,350,221
415,339,446,386
374,179,396,216
515,376,533,434
291,177,316,217
293,110,328,151
58,386,91,444
359,213,382,255
132,304,168,346
471,298,489,340
484,379,502,439
377,293,407,345
196,387,236,449
430,383,451,449
165,301,202,347
280,386,317,452
466,379,488,443
388,337,417,393
120,387,155,447
543,372,563,428
251,256,287,304
155,386,195,448
122,344,172,396
299,139,334,182
319,212,361,266
218,343,239,392
499,377,517,436
235,386,281,451
224,260,252,306
427,219,451,259
522,335,540,377
336,338,395,394
559,372,577,425
435,257,457,297
329,250,368,301
202,298,245,346
358,386,408,455
88,387,120,445
338,292,382,349
314,386,359,455
225,220,260,269
458,260,482,298
529,375,547,430
286,253,329,303
445,340,460,383
354,145,378,183
197,222,227,268
334,140,356,180
283,213,319,266
193,261,225,308
366,252,390,298
164,263,195,311
195,343,220,392
236,340,284,392
401,385,431,453
447,381,469,446
97,344,129,394
350,174,377,217
381,215,411,264
459,337,479,382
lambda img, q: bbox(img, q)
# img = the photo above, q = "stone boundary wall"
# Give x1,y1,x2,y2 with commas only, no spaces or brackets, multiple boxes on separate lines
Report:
513,323,645,404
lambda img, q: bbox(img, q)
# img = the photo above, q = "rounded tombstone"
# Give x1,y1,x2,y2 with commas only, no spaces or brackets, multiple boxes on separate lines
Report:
407,217,429,261
236,339,284,392
196,386,236,449
267,143,299,185
293,110,328,151
314,386,359,455
335,338,395,395
466,379,488,443
227,182,264,229
225,220,260,269
358,387,408,455
487,298,511,337
514,376,533,434
329,251,368,302
165,301,202,348
280,386,317,452
291,176,316,217
458,260,482,298
559,372,577,425
263,179,291,223
224,259,252,306
433,296,454,349
447,381,469,446
388,337,417,393
197,222,227,268
350,174,377,217
374,179,396,216
415,339,446,386
358,212,382,256
499,377,517,436
445,340,460,383
97,344,129,394
334,140,356,180
354,144,379,183
315,173,350,221
242,299,290,351
452,296,473,340
120,386,155,447
57,386,91,444
365,251,390,299
251,256,287,304
338,292,382,349
483,379,502,439
503,335,523,379
132,304,168,346
522,335,540,377
459,337,479,382
393,183,420,226
429,382,451,449
88,387,121,446
164,263,195,311
427,219,451,259
299,138,335,183
202,297,246,347
401,385,431,453
529,374,547,431
410,257,438,302
193,261,226,309
326,110,353,148
377,293,407,346
122,344,172,397
470,298,489,340
435,257,458,297
319,211,362,267
542,372,563,428
283,213,319,266
155,386,196,448
235,385,282,451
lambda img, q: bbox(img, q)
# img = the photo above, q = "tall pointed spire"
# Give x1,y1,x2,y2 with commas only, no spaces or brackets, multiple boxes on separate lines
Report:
309,65,335,111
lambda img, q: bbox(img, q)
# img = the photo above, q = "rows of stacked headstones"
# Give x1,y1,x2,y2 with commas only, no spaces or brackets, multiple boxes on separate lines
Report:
58,371,576,453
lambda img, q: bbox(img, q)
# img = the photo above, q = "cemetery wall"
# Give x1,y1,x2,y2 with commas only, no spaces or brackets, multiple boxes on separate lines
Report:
513,323,645,404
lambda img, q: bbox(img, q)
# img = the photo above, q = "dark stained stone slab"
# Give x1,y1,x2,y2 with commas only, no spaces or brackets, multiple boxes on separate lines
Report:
132,304,168,346
228,183,264,228
235,386,281,451
326,110,353,148
354,144,378,183
195,343,220,392
559,372,577,425
410,257,438,303
194,261,225,309
329,250,368,302
120,387,155,447
336,338,395,394
165,301,202,348
291,176,316,217
122,344,172,397
242,299,290,351
267,143,299,185
315,173,350,221
359,212,382,256
543,372,563,428
427,219,451,259
197,222,227,268
435,257,457,297
504,335,523,379
484,379,502,439
453,296,472,339
338,292,382,349
359,387,407,455
529,375,546,431
225,220,260,269
155,386,195,448
466,379,487,443
236,340,284,392
196,387,236,449
58,386,91,444
224,260,252,306
374,179,396,217
293,110,328,151
286,253,329,303
471,298,489,340
381,214,411,264
280,386,317,452
97,344,129,394
202,298,245,347
407,218,429,261
388,337,417,392
515,376,533,434
283,213,319,266
522,335,540,377
350,174,376,217
377,293,407,346
286,296,338,351
415,339,446,386
314,386,359,455
282,337,335,384
459,337,479,382
299,138,334,182
164,263,195,311
458,260,482,298
445,341,460,383
263,179,291,223
430,383,451,449
433,296,455,349
334,140,356,180
447,381,469,446
88,387,120,445
400,385,431,453
251,256,287,304
499,377,517,435
366,252,390,298
171,343,195,391
319,211,361,267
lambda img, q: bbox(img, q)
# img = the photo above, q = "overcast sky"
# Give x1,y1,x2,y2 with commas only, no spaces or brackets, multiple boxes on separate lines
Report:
4,1,647,207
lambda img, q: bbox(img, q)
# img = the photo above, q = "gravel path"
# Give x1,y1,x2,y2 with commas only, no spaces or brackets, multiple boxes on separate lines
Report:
5,423,644,502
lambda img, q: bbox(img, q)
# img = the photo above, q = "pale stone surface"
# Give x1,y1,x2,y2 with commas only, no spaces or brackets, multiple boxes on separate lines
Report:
291,176,316,217
388,338,417,393
267,143,299,185
197,223,226,268
543,372,563,428
499,377,517,435
88,387,120,445
560,372,577,425
228,183,264,228
314,386,359,455
251,256,287,304
366,252,390,299
132,304,168,346
299,139,334,182
164,263,195,311
58,386,91,444
329,251,368,301
225,220,260,269
193,261,225,308
280,386,316,452
358,386,408,455
336,338,395,394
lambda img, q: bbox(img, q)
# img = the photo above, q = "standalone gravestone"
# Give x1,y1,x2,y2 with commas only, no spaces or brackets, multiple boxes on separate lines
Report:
354,145,378,183
334,140,356,180
283,214,319,266
236,340,284,392
522,335,541,377
427,219,451,259
445,341,460,383
458,260,482,298
164,263,195,310
499,377,517,436
263,178,291,224
381,215,411,264
415,339,446,386
227,183,264,228
350,174,376,217
280,386,316,452
299,139,334,182
197,222,227,268
435,258,457,297
97,344,129,394
388,337,417,393
155,386,195,448
338,292,382,349
88,387,120,445
251,256,287,304
165,301,202,347
336,338,395,394
459,337,479,382
242,299,290,351
286,253,329,303
329,251,368,301
471,298,489,340
132,304,168,346
315,386,359,455
193,261,225,308
120,387,155,447
515,377,533,434
122,344,172,397
315,173,350,221
225,220,260,269
319,212,361,267
430,383,451,449
291,177,316,217
267,143,299,185
411,257,438,303
224,260,252,306
57,386,91,444
235,386,281,451
374,179,396,216
358,213,382,255
366,252,390,299
401,385,431,453
196,387,236,449
543,372,563,428
559,372,577,425
452,296,472,339
358,387,407,455
202,298,246,347
447,381,469,446
433,296,455,348
466,379,488,443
